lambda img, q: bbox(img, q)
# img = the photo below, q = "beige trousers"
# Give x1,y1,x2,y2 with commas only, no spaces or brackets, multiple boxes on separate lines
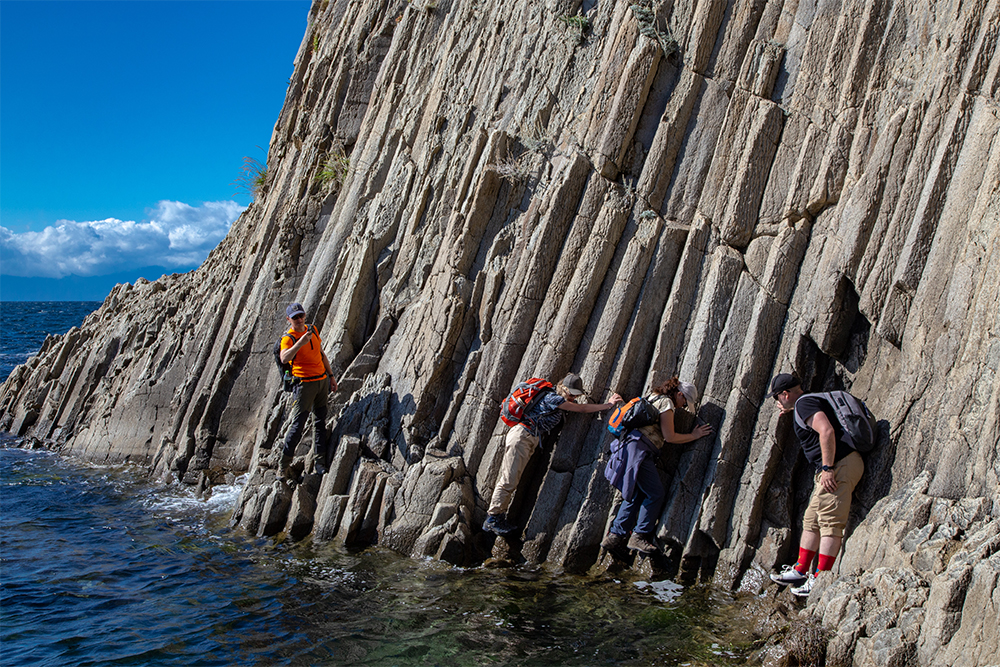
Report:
488,424,540,515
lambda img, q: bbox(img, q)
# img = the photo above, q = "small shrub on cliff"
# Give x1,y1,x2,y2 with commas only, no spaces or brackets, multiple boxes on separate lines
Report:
632,3,679,59
489,153,531,183
232,147,268,199
520,118,553,155
308,18,320,52
559,13,590,44
316,150,350,186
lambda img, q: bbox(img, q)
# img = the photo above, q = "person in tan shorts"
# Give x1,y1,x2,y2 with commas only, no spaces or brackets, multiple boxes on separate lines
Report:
768,373,865,597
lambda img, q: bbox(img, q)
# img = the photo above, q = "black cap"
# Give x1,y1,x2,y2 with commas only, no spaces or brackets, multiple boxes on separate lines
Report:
769,373,800,397
286,302,306,318
561,373,585,395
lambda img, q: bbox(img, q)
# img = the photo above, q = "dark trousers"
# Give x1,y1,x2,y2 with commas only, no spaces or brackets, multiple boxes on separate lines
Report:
610,456,665,536
282,376,330,460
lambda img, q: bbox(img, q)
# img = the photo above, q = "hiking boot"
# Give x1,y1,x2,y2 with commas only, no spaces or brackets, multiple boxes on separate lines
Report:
314,461,327,475
601,532,627,551
482,513,518,536
602,532,631,559
791,573,816,598
769,564,808,586
627,533,660,554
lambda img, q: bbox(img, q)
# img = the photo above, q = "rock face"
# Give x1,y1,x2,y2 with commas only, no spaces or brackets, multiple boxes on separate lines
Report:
2,0,997,663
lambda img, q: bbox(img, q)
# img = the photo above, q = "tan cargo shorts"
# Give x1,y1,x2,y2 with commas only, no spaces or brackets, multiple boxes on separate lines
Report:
802,450,865,538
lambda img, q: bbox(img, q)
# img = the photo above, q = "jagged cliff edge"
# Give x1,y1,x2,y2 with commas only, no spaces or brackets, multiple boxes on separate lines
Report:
2,0,998,664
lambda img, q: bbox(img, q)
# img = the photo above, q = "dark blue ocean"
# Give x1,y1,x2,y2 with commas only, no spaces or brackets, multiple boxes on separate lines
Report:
0,302,103,382
0,303,745,666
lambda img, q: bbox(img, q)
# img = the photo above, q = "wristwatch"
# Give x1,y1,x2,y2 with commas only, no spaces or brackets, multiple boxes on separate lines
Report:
820,465,834,472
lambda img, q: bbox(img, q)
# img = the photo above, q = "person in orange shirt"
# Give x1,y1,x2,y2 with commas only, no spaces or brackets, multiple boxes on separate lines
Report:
279,303,337,478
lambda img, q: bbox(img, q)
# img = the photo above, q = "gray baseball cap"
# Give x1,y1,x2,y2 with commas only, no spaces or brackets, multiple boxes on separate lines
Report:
561,373,585,395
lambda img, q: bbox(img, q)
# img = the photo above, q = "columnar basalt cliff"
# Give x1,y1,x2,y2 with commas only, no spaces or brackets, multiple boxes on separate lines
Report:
3,0,997,663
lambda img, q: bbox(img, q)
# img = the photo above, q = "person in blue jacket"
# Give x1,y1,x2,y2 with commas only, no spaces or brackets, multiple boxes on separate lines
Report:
602,377,712,555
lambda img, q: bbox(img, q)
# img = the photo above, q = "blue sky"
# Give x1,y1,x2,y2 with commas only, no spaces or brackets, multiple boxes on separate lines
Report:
1,0,311,299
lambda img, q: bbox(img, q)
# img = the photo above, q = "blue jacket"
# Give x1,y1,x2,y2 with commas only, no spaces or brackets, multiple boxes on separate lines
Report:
604,430,659,501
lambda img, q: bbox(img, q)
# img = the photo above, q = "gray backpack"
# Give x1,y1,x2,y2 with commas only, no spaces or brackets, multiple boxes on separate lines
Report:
794,391,877,453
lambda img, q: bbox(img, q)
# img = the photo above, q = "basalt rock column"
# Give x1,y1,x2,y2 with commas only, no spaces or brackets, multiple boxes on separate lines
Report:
1,1,998,664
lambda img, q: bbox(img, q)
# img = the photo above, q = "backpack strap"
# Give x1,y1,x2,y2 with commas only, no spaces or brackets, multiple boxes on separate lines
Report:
283,325,318,355
792,392,828,431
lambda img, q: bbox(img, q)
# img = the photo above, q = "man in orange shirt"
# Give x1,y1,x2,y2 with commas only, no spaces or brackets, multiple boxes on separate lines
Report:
279,303,337,478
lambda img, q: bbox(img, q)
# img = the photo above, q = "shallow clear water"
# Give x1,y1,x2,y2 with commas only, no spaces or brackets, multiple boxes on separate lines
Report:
0,440,746,666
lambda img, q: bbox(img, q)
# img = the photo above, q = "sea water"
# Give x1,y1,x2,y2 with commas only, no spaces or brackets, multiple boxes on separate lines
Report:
0,301,103,382
0,303,746,666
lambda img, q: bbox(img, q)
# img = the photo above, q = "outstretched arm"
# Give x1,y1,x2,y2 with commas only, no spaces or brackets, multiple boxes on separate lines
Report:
559,393,624,413
661,408,712,444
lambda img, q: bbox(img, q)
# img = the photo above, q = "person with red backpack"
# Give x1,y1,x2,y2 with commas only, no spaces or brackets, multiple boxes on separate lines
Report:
483,373,623,536
601,378,712,556
278,303,338,479
768,373,869,597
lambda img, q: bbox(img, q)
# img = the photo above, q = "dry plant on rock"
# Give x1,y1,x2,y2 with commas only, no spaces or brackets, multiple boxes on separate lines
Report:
520,118,553,155
233,147,268,199
316,150,350,186
632,4,679,58
489,153,532,184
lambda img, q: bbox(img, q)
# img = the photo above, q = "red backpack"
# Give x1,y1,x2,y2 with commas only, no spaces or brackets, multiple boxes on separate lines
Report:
500,378,554,427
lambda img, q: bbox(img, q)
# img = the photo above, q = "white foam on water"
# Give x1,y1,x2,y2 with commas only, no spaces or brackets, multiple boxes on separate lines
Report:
634,579,684,603
149,479,244,514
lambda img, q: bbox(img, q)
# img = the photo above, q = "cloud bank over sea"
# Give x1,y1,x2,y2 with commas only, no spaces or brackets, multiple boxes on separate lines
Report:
1,200,244,279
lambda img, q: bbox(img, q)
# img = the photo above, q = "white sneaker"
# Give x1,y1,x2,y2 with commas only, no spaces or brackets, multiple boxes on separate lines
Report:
791,573,815,598
769,564,808,585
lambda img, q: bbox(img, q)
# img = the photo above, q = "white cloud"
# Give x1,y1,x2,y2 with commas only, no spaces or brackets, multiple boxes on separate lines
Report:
0,200,245,279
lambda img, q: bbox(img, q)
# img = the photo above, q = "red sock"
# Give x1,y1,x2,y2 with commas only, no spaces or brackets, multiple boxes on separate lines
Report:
795,548,816,575
817,553,837,571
